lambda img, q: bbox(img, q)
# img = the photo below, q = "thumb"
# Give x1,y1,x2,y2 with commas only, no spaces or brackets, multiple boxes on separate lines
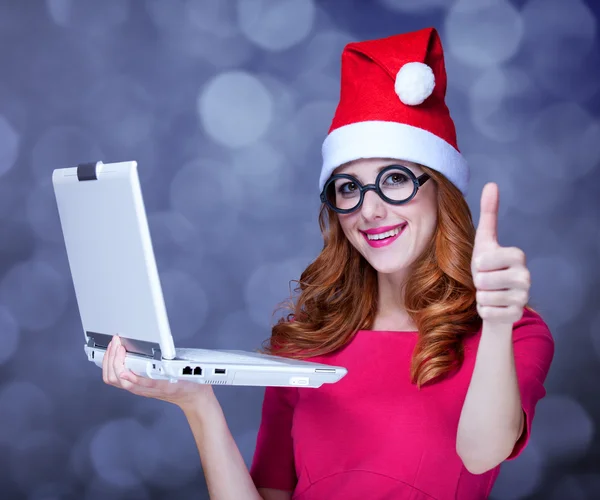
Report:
474,182,499,251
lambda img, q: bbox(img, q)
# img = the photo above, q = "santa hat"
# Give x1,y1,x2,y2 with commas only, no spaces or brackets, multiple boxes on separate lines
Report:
320,27,469,196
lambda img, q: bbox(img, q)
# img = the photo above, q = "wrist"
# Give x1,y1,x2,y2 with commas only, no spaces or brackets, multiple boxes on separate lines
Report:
178,386,222,422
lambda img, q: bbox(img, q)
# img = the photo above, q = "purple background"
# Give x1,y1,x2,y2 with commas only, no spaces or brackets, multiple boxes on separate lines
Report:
0,0,599,498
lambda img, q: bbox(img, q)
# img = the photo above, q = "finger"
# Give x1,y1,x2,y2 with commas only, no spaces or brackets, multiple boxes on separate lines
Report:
120,370,160,389
478,304,524,323
106,336,120,385
476,289,529,307
474,268,531,291
474,183,499,249
101,339,110,384
112,341,128,381
475,247,526,272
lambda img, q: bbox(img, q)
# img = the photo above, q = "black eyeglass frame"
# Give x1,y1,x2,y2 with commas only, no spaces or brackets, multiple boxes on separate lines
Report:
319,165,431,214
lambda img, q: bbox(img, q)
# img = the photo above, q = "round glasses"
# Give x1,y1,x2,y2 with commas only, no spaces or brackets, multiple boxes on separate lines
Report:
320,165,431,214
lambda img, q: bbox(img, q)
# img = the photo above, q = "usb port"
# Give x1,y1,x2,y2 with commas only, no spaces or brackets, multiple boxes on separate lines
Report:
214,368,226,375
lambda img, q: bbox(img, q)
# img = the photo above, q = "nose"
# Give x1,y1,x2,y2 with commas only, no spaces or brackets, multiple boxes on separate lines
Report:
360,189,386,221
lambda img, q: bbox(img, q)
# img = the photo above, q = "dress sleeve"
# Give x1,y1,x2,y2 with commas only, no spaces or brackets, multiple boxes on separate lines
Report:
250,385,299,491
506,307,555,460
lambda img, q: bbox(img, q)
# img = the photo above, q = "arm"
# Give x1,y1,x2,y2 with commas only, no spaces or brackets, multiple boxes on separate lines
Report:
456,311,554,474
456,322,523,474
104,336,275,499
182,396,265,500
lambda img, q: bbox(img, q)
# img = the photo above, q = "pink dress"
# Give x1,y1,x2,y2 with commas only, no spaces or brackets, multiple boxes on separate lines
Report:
250,308,554,499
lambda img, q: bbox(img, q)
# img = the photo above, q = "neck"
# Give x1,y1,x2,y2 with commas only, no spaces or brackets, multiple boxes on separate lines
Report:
374,272,417,331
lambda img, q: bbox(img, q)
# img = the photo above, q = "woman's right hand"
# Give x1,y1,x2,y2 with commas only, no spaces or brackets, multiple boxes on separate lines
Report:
102,335,215,411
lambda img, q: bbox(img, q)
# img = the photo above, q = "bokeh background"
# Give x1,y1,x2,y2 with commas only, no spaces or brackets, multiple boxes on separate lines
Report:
0,0,599,498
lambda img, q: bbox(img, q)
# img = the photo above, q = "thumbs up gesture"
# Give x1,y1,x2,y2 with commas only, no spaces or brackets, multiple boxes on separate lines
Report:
471,183,530,326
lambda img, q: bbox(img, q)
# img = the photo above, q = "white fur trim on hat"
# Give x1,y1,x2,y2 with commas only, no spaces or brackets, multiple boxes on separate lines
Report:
395,62,435,106
320,120,469,195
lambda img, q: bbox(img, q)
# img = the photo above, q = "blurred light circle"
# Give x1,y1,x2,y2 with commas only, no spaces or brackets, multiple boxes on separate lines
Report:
169,158,242,254
0,382,54,447
530,395,594,463
464,153,516,219
287,100,337,164
244,257,311,328
294,71,340,102
299,30,354,74
9,431,70,494
30,125,102,178
148,211,205,263
83,76,155,147
215,310,262,351
490,441,544,499
0,306,19,366
528,255,585,328
27,180,64,243
90,418,160,488
237,0,316,52
236,428,259,468
521,0,597,98
160,270,209,341
186,0,238,37
146,0,251,67
231,140,285,189
525,103,600,181
144,406,202,488
45,0,131,30
198,71,274,148
0,259,69,331
445,0,524,68
379,0,448,12
469,66,541,143
0,114,19,177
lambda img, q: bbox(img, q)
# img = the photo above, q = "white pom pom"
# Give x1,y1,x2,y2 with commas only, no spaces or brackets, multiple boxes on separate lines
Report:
394,62,435,106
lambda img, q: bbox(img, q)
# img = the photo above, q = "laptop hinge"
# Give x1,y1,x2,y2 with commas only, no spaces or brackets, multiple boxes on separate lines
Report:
86,331,162,360
77,161,101,181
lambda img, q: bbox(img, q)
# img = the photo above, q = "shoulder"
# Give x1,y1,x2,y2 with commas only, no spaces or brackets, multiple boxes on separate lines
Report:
511,307,555,368
513,307,554,342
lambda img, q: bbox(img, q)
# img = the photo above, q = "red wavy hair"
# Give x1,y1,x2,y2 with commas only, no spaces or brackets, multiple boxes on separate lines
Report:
260,166,534,388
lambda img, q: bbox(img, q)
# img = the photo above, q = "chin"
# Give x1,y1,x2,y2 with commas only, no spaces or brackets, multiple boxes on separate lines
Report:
363,257,407,275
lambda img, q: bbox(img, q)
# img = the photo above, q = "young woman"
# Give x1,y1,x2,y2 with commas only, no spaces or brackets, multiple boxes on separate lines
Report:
102,27,554,499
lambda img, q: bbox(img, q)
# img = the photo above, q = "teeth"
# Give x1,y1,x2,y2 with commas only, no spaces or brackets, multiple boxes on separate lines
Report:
366,225,403,240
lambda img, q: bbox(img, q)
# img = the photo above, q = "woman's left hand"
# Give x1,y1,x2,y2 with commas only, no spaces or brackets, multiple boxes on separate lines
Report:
471,183,531,325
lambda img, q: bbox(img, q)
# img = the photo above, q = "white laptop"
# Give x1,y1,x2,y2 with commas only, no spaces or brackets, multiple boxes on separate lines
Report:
52,160,347,388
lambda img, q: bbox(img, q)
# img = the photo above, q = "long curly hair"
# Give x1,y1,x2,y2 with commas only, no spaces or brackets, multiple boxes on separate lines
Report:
259,166,533,388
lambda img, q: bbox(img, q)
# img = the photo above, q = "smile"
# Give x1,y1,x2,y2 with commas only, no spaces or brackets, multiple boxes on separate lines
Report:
361,223,407,248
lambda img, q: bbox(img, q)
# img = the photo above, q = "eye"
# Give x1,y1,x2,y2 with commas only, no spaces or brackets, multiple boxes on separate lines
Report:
337,181,359,194
383,172,408,185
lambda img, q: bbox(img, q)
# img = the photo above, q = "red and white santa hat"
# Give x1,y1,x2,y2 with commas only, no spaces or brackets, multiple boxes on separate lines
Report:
320,27,469,196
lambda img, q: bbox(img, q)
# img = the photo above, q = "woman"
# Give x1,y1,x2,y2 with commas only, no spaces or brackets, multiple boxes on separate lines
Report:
102,27,554,499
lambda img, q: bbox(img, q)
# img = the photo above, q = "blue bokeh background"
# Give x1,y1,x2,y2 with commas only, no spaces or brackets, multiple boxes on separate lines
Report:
0,0,599,498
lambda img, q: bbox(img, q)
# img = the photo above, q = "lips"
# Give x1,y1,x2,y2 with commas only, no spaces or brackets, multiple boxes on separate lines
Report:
362,223,407,235
361,223,407,248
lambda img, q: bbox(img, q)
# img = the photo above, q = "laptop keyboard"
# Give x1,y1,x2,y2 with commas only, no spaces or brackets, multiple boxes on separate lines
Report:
175,348,288,365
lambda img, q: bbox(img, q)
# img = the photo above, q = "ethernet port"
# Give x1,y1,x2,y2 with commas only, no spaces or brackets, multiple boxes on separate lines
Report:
193,367,202,376
182,366,193,375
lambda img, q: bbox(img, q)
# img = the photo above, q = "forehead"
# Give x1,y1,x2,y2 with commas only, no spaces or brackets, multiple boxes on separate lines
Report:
334,158,423,178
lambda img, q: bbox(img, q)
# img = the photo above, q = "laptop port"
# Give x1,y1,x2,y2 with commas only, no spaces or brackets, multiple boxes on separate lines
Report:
182,366,193,375
193,367,202,375
214,368,226,375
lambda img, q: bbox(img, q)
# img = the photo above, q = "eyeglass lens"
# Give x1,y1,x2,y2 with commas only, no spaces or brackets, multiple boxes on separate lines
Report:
325,167,415,212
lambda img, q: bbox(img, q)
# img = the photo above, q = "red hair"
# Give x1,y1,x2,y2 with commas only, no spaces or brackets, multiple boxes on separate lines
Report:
260,166,534,388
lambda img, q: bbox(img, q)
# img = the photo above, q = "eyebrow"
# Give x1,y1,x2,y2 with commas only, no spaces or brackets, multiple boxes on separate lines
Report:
338,163,418,183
